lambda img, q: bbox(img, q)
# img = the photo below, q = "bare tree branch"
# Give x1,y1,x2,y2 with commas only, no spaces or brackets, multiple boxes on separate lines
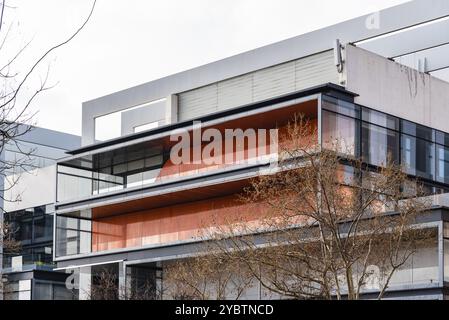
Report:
164,114,435,300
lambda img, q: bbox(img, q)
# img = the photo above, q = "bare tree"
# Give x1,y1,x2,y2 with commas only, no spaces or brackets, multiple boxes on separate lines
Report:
88,267,120,301
166,114,434,300
164,255,256,300
0,0,97,299
87,266,163,300
0,220,20,297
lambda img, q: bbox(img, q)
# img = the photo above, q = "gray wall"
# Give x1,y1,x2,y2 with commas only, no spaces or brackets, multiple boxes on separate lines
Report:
178,50,337,121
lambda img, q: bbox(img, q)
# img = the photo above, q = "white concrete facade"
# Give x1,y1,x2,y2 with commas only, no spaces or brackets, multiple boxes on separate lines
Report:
345,45,449,133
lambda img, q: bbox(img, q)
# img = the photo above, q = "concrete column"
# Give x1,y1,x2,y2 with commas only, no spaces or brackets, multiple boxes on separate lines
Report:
165,94,178,125
79,266,92,300
118,261,127,299
438,221,444,285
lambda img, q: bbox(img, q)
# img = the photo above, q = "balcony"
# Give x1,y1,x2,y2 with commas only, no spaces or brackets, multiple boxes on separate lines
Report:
54,92,322,259
56,96,319,208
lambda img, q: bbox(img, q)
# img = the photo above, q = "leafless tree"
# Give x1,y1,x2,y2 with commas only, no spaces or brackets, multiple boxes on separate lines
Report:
166,114,435,300
125,277,162,301
0,220,20,297
164,255,256,300
0,0,97,299
88,267,120,301
87,266,164,300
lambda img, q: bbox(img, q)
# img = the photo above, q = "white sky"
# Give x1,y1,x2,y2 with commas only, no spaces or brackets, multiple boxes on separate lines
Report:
3,0,411,136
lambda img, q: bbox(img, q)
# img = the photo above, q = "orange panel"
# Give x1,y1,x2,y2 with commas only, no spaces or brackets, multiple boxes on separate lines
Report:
158,105,318,181
91,194,265,252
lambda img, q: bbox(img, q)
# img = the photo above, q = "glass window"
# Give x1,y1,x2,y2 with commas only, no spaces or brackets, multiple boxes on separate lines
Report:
402,120,434,141
401,135,435,180
33,214,53,241
56,216,92,257
3,206,56,269
322,110,359,156
362,123,399,166
57,171,93,202
34,282,53,300
437,145,449,184
128,159,145,172
362,107,399,131
145,155,163,168
436,131,449,147
17,216,33,244
58,165,93,178
322,96,360,118
113,163,127,175
32,246,53,266
57,145,164,202
53,284,76,300
336,165,358,186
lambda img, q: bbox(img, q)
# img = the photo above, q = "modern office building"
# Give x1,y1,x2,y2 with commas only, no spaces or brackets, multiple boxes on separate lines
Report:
1,126,80,300
54,0,449,300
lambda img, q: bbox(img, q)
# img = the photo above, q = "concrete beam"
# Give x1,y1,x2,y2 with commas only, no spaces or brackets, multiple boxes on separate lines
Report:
358,18,449,58
395,43,449,73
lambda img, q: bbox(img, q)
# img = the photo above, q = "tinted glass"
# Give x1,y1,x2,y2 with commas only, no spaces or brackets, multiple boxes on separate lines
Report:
322,111,359,156
362,107,399,131
437,145,449,184
402,120,434,141
322,96,360,118
401,134,435,180
436,131,449,147
362,123,399,166
33,214,53,240
55,216,92,257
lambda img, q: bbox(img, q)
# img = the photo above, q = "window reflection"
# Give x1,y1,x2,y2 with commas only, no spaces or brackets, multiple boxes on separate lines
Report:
402,120,434,141
322,110,359,156
3,206,54,269
362,107,399,131
57,149,164,202
55,215,92,257
401,134,435,180
437,145,449,184
322,96,360,118
362,123,399,166
321,95,449,191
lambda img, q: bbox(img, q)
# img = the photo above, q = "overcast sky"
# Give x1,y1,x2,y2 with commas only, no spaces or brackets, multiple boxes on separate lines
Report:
4,0,411,136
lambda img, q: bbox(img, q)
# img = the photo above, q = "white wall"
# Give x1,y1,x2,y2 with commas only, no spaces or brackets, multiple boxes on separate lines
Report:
345,44,449,133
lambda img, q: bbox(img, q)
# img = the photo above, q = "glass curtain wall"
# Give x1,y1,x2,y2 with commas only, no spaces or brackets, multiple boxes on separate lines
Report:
55,215,92,257
57,146,164,203
33,280,77,300
3,205,54,269
322,95,449,193
126,263,163,300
